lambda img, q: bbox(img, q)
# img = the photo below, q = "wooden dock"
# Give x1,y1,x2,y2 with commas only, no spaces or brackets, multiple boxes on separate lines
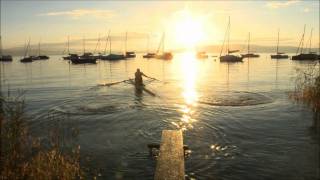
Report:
154,130,185,180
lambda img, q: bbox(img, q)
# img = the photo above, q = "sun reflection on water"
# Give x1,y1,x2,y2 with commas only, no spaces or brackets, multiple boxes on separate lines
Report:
172,51,200,131
180,51,199,105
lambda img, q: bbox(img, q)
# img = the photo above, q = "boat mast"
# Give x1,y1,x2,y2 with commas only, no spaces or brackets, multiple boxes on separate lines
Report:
147,33,150,53
248,32,250,54
0,35,2,57
276,29,279,54
23,39,26,57
104,30,110,55
162,32,165,53
67,36,70,54
83,36,85,54
308,28,313,53
38,39,41,56
300,24,306,54
219,17,229,57
156,32,164,54
227,16,230,55
98,34,101,54
125,31,127,53
94,33,101,54
109,32,112,54
24,38,30,58
296,24,306,54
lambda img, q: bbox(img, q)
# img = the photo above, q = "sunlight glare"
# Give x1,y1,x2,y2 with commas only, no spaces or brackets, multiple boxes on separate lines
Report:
180,52,198,105
173,10,205,49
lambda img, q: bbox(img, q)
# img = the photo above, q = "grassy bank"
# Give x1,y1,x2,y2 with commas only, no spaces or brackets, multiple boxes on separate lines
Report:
0,94,83,179
290,62,320,133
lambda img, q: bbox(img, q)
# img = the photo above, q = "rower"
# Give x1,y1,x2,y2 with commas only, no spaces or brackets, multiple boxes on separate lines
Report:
135,68,150,86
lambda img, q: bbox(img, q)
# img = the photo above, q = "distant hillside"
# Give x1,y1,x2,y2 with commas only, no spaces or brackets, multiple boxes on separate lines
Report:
2,42,319,56
198,44,320,53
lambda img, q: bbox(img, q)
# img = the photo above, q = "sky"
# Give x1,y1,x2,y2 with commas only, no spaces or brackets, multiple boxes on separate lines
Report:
1,0,319,51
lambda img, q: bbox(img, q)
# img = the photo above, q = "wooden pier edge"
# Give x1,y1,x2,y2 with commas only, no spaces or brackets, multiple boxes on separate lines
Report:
154,130,185,180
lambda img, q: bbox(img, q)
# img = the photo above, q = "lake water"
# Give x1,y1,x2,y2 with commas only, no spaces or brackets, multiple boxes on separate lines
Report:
0,52,319,179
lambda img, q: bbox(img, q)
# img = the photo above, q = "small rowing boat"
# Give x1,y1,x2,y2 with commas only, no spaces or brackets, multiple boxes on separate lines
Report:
98,78,157,97
128,79,156,96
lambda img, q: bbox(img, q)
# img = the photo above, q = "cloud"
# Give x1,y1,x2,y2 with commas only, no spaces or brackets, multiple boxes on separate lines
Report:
38,9,115,19
266,0,300,9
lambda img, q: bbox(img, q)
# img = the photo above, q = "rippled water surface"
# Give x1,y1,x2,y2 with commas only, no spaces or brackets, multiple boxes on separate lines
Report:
0,53,319,179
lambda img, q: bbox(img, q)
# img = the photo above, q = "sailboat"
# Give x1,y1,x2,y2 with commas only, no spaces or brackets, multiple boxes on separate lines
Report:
241,32,259,58
93,33,103,59
70,37,96,64
20,38,33,63
124,32,136,58
34,40,49,60
219,17,243,62
100,30,110,60
155,32,173,60
292,26,319,61
100,31,125,61
62,36,75,60
270,29,289,59
0,36,13,61
143,34,156,58
196,52,208,59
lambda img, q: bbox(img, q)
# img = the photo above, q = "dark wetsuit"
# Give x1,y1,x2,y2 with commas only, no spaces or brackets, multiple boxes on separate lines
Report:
135,71,144,86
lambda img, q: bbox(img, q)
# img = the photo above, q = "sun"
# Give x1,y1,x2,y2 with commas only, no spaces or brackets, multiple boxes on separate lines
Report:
173,10,205,49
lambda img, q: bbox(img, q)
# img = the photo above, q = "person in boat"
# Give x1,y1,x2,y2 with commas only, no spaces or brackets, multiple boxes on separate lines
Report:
135,68,151,86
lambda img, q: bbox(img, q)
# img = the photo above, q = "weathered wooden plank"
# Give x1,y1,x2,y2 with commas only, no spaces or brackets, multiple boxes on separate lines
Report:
154,130,185,180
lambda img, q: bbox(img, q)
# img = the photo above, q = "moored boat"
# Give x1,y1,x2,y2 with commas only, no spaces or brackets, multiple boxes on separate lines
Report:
271,53,289,59
62,36,74,60
20,38,33,63
143,34,156,59
38,55,49,60
0,55,13,61
196,51,208,59
34,40,49,60
219,17,243,62
100,32,126,61
100,53,125,61
63,56,70,60
143,53,156,58
241,32,259,58
292,53,318,60
70,38,97,64
124,32,136,58
155,52,173,60
241,53,260,58
220,54,243,62
0,36,13,61
292,27,319,61
271,29,289,59
20,56,33,63
31,56,40,60
155,32,173,60
125,51,136,58
70,53,96,64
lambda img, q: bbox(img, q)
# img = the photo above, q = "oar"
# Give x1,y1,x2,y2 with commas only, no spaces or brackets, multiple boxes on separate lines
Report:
141,87,156,96
98,80,127,86
146,76,169,84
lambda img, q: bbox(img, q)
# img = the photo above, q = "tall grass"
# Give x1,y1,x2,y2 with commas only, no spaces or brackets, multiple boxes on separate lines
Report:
0,94,83,179
290,62,320,133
